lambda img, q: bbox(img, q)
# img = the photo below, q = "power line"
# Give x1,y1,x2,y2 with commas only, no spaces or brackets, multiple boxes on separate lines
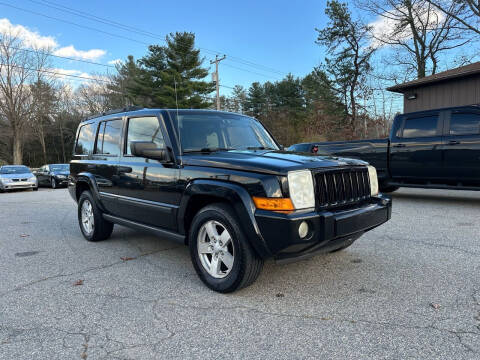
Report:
1,2,286,80
20,0,288,77
0,63,112,83
11,46,117,69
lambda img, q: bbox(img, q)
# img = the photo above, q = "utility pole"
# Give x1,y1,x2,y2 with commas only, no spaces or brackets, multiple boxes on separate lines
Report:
210,54,226,110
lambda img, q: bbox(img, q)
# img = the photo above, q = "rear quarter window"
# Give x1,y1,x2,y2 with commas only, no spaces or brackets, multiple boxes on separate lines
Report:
450,112,480,135
75,123,96,155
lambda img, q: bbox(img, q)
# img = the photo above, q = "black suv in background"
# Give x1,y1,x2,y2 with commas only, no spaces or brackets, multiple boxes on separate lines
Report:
69,108,391,292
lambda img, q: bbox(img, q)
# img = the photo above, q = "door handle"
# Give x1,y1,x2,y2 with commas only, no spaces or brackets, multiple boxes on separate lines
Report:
393,144,406,148
448,140,460,145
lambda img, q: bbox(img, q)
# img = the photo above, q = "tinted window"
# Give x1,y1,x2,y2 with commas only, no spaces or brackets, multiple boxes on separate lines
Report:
402,115,438,138
450,112,480,135
126,117,165,155
75,123,96,155
96,119,122,156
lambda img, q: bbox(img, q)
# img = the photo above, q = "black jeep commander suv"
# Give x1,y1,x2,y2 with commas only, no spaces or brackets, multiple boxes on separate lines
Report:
69,108,391,292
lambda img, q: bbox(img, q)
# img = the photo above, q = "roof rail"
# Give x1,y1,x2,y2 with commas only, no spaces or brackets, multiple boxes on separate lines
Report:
84,106,145,121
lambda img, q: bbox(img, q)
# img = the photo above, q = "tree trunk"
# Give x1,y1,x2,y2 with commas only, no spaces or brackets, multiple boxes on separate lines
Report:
59,121,66,163
13,130,23,165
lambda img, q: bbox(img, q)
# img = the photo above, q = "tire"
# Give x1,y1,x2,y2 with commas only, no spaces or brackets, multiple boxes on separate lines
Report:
51,177,57,189
380,185,399,193
78,190,114,242
33,187,38,191
189,203,264,293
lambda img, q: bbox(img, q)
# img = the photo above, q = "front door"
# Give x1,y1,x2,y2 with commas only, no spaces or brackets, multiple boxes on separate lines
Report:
389,112,443,180
442,108,480,184
115,115,180,230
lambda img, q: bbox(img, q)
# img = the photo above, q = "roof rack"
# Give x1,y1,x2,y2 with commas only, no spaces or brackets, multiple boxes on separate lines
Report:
84,106,145,121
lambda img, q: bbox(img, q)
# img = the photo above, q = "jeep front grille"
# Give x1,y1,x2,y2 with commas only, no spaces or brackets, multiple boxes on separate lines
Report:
314,167,371,208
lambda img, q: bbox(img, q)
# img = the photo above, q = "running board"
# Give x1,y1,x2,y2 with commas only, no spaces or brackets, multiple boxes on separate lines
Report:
103,214,185,244
388,182,480,191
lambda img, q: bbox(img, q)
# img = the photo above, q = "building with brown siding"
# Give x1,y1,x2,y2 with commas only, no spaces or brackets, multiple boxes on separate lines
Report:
387,62,480,113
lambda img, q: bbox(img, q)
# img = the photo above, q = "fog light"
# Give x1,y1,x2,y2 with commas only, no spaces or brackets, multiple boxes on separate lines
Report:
298,221,309,239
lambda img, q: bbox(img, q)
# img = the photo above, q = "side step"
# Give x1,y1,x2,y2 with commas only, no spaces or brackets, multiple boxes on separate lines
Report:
103,214,185,244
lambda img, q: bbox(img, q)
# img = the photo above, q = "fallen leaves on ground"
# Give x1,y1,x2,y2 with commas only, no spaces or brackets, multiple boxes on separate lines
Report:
19,234,30,238
430,303,441,310
121,256,136,262
73,280,84,286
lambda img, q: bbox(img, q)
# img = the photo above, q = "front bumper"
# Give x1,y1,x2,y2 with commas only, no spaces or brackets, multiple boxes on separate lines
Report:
54,177,69,186
254,195,391,261
0,181,37,190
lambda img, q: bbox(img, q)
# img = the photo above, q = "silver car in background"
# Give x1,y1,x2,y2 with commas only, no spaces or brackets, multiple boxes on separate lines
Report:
0,165,38,192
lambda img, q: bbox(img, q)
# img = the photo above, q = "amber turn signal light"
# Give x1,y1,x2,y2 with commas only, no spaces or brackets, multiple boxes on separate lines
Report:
252,197,295,211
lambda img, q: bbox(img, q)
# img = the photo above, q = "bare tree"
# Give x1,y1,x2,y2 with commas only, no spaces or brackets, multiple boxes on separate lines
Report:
317,0,376,138
426,1,480,35
358,0,469,79
0,30,50,164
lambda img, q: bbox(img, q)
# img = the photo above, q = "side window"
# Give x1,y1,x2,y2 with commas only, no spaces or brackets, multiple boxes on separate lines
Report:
450,112,480,135
75,123,96,155
126,117,165,155
95,119,123,156
402,115,438,138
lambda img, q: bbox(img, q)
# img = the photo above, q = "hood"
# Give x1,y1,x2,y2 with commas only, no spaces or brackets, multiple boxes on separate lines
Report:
181,150,367,175
51,171,70,176
0,172,33,179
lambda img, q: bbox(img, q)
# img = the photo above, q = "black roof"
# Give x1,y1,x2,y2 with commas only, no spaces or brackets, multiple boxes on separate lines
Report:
81,107,245,122
387,62,480,93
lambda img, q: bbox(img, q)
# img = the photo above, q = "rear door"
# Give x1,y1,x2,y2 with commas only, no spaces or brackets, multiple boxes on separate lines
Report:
442,108,480,183
389,111,443,180
92,118,123,215
115,115,180,230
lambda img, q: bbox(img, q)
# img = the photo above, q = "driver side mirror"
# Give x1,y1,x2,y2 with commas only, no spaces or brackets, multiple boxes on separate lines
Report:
130,141,171,162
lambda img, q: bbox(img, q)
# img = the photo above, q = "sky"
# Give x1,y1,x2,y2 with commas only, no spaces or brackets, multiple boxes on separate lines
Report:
0,0,335,92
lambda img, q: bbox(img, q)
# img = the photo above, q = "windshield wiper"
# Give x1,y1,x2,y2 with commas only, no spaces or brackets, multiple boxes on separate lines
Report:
183,147,235,153
245,146,276,151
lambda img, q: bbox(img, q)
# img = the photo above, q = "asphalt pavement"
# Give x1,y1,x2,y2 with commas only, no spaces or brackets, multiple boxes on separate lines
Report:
0,187,479,359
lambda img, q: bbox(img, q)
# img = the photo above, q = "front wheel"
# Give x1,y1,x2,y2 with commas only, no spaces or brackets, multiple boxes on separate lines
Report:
189,203,263,293
51,177,57,189
78,191,114,242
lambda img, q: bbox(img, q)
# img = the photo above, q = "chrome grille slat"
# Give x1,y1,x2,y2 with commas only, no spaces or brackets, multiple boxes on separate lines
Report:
314,167,370,208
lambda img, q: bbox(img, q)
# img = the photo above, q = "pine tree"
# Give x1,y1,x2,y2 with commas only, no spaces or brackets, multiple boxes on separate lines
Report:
122,32,214,108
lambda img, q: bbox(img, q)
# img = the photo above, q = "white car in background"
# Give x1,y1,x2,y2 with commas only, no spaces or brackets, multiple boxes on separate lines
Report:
0,165,38,192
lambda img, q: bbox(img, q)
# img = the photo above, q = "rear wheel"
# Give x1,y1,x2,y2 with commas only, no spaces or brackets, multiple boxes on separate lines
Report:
189,203,263,293
78,190,114,242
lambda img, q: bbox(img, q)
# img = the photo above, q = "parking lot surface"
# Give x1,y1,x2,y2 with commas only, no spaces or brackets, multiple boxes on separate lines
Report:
0,187,479,359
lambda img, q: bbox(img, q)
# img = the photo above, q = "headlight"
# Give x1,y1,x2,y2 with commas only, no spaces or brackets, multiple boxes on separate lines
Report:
28,176,37,182
287,170,315,209
0,178,10,184
367,165,379,196
56,175,66,179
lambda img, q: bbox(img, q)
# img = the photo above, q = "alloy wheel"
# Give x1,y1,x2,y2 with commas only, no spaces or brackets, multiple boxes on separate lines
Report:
197,220,235,279
81,200,94,235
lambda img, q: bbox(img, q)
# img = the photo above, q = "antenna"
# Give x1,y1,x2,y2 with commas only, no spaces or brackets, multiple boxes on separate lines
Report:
174,76,182,155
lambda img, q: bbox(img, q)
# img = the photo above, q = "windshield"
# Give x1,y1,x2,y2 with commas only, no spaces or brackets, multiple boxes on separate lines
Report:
50,164,69,172
0,166,31,175
172,112,279,153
